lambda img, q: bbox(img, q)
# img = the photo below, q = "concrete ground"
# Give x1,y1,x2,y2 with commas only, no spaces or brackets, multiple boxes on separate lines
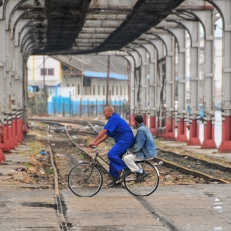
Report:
63,184,231,231
0,145,60,230
0,141,231,230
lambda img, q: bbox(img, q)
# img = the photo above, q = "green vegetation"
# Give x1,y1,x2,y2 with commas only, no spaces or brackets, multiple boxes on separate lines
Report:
24,163,31,168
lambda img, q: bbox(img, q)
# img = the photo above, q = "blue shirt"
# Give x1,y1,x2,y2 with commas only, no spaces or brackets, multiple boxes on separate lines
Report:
104,113,134,143
133,123,157,159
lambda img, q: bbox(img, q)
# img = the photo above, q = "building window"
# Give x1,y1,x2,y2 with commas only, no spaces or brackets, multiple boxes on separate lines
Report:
72,84,75,87
98,85,100,95
40,68,47,75
93,85,95,95
40,68,54,76
116,86,118,95
48,68,54,75
120,86,122,95
67,84,69,87
111,86,114,95
103,86,105,95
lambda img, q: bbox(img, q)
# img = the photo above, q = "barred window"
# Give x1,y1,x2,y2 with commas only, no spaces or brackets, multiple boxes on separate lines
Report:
48,68,54,75
40,68,54,76
40,68,47,75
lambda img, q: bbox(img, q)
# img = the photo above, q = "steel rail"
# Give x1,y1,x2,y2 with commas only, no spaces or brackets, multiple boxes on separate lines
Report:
48,125,68,231
137,196,184,231
53,120,185,230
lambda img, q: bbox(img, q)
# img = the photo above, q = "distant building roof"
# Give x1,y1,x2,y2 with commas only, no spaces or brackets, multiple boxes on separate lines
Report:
84,71,128,80
53,55,128,80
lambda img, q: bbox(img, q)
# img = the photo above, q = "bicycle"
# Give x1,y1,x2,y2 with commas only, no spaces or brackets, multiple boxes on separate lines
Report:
68,147,159,197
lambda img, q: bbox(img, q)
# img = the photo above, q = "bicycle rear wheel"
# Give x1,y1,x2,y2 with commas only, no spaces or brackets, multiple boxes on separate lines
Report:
68,162,103,197
123,161,159,196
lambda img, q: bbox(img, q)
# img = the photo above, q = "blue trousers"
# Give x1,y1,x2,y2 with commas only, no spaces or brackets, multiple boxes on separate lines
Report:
108,139,134,179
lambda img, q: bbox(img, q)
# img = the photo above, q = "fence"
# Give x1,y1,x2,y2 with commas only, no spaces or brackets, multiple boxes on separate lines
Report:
28,96,130,119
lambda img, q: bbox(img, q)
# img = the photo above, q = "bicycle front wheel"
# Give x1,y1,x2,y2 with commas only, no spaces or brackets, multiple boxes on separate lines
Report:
68,162,103,197
124,161,159,196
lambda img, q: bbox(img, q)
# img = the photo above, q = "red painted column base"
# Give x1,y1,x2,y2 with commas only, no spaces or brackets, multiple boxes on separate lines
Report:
150,116,157,135
12,119,18,147
187,119,201,145
165,117,175,140
0,148,5,163
8,125,15,150
156,117,175,140
1,125,10,152
156,117,166,138
218,116,231,152
20,119,24,142
129,113,136,127
18,119,23,143
201,121,216,148
176,118,188,142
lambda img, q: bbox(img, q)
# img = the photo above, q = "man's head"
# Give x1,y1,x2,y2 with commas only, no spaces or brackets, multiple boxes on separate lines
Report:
134,114,144,127
104,105,114,119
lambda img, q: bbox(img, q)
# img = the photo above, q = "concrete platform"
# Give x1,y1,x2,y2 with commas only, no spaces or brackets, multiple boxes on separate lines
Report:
156,139,231,163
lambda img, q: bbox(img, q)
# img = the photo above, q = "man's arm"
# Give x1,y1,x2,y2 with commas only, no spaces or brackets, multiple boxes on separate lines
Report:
89,129,108,146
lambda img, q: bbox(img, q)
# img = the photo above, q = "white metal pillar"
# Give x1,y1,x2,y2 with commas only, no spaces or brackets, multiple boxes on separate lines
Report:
149,30,175,139
125,50,141,114
147,38,165,133
179,20,201,145
211,0,231,151
0,13,6,161
140,42,158,134
194,9,217,148
131,47,149,124
119,55,136,127
164,26,188,142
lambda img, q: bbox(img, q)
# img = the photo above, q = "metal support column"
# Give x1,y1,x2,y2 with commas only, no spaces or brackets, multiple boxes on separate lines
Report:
181,20,201,145
164,26,188,142
141,42,158,134
147,38,165,135
194,10,217,148
150,30,175,139
0,18,6,161
133,47,148,125
215,0,231,152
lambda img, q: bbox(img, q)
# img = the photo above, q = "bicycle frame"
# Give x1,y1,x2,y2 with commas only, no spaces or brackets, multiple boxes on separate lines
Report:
68,147,160,197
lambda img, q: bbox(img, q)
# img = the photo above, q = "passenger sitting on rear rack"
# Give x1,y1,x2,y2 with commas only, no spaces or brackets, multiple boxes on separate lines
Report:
120,114,157,183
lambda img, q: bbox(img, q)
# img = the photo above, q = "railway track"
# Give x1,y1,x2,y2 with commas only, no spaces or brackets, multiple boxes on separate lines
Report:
33,118,230,230
31,118,231,185
49,125,184,230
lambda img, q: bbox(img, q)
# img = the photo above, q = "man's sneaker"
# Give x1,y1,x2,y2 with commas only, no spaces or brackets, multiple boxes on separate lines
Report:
135,170,148,183
107,179,122,188
120,168,132,179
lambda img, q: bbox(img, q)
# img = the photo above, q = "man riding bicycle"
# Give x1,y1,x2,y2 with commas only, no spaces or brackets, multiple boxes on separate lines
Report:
89,105,134,187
